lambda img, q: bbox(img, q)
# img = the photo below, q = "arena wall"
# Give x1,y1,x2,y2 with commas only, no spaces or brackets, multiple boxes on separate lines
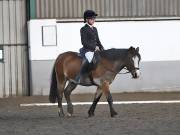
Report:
0,0,29,97
1,0,180,97
31,0,180,19
28,19,180,95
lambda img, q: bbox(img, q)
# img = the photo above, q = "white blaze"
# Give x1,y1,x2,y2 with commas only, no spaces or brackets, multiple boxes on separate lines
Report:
133,56,139,68
132,56,140,77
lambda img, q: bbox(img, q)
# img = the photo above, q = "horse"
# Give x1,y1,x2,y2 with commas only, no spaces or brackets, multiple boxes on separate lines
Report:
49,46,141,117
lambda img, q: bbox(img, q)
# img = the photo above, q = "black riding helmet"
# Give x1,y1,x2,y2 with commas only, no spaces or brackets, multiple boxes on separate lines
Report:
83,10,98,23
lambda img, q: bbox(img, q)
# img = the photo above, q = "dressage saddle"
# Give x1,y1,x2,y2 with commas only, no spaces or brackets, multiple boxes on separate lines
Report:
74,52,101,86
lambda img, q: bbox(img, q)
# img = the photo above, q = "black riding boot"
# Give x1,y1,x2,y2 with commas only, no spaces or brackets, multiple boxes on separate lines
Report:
74,59,90,84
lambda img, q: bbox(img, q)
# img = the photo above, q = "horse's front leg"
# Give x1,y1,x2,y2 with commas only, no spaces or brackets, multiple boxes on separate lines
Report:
102,80,118,117
88,87,102,117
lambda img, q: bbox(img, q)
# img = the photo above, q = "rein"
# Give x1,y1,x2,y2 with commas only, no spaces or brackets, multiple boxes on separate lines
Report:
117,67,130,74
101,64,140,75
101,64,130,75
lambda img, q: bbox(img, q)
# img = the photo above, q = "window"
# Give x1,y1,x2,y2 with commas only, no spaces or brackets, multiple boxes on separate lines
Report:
42,25,57,46
0,46,3,62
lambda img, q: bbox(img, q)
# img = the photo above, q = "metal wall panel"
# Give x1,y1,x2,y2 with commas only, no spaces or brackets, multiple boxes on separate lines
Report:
34,0,180,19
0,0,28,97
0,0,27,45
0,45,28,97
0,1,3,44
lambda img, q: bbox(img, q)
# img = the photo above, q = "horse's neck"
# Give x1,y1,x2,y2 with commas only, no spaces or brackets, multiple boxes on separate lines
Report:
100,48,127,64
113,60,126,73
99,49,128,73
100,58,125,74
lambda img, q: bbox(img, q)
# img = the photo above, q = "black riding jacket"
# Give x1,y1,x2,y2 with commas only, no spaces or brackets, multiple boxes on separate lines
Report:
80,24,104,52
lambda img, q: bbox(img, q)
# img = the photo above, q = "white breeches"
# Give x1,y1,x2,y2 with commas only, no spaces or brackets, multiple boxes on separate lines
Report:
85,52,94,63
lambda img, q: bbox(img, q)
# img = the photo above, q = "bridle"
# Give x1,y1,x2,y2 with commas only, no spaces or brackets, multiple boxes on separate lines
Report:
98,51,140,75
118,67,140,75
101,65,139,75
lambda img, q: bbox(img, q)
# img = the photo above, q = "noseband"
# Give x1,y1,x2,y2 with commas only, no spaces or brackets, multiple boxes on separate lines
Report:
119,67,139,75
132,67,140,71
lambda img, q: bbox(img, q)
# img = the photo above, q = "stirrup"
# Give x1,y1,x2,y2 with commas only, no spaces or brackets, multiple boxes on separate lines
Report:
69,78,80,84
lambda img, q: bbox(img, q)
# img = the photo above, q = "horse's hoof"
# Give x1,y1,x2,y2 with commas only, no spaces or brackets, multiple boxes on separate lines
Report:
67,104,73,114
111,111,118,117
67,112,72,117
58,111,65,117
88,114,94,117
88,111,95,117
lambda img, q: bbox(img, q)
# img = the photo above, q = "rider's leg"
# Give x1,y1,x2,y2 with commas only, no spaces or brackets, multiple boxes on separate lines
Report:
74,58,89,84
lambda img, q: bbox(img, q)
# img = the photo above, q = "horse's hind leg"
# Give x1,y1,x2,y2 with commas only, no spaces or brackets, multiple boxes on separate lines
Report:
88,87,102,117
57,77,67,117
64,82,77,116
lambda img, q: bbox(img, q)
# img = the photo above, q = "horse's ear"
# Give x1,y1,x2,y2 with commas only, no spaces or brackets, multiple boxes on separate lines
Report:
128,46,134,53
136,47,139,52
128,46,134,51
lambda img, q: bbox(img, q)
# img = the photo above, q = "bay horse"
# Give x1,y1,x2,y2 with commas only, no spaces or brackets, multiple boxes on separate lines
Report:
49,46,141,117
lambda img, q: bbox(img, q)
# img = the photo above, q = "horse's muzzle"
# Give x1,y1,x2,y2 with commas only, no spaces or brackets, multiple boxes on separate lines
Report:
132,69,140,79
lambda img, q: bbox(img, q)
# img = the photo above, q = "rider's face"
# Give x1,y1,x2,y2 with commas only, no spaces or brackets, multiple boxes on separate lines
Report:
87,18,95,25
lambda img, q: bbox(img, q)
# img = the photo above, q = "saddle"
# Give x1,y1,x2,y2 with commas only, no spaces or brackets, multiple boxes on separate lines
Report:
76,50,101,86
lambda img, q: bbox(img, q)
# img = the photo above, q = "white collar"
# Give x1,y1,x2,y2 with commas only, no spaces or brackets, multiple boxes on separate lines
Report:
86,23,94,28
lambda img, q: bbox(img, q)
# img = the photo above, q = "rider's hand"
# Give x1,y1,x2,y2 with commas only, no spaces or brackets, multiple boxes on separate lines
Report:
95,46,100,51
100,46,104,51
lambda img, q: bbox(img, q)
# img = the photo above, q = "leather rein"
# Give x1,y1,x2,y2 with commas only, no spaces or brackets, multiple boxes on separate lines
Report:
101,65,139,75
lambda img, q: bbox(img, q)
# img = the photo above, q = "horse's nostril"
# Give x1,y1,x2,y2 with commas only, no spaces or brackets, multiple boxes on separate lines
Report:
133,72,138,78
133,70,140,78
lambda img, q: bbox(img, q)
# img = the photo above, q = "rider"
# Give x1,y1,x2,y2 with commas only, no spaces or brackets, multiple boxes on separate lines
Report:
74,10,104,84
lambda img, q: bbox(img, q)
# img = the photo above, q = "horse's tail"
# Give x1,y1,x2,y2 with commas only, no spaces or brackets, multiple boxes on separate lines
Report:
49,64,58,103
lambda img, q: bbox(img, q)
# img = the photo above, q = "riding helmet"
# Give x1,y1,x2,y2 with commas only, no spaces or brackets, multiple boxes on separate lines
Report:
83,10,98,23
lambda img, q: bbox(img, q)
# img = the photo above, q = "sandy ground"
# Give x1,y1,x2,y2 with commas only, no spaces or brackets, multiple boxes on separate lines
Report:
0,92,180,135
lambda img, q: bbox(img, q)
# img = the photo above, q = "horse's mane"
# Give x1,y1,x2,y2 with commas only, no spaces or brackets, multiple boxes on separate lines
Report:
99,48,128,61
